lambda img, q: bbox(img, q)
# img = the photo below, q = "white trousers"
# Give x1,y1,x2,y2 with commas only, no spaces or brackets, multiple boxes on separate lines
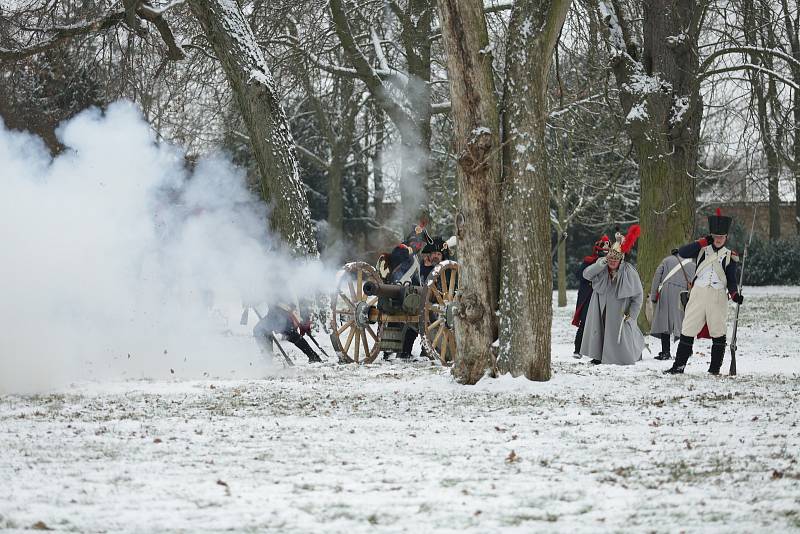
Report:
681,285,728,338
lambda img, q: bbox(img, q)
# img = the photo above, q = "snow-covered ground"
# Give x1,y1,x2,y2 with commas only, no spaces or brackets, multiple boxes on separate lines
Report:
1,287,799,532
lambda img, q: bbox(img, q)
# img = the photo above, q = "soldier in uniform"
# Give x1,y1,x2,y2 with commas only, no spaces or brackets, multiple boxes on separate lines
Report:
420,236,451,281
648,251,695,360
572,235,610,358
664,208,743,375
254,302,323,363
579,226,645,365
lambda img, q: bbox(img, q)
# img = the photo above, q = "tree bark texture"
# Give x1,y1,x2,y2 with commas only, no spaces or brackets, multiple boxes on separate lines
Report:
744,0,781,240
557,223,567,308
497,0,571,381
437,0,502,385
189,0,317,255
598,0,700,330
784,0,800,234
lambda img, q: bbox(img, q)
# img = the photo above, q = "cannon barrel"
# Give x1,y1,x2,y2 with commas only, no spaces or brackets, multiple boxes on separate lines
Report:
363,280,404,299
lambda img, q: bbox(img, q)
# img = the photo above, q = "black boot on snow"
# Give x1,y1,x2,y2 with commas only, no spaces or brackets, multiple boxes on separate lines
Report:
708,336,726,375
654,352,672,361
664,335,693,374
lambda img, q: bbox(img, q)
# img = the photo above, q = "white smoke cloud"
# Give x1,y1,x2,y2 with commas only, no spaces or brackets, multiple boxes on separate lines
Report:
0,101,335,393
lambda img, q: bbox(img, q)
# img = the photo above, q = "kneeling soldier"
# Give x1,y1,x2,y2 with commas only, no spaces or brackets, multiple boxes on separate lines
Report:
664,209,743,375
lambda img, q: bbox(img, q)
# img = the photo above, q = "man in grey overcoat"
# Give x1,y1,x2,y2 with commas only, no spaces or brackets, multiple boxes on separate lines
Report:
648,253,696,360
579,225,645,365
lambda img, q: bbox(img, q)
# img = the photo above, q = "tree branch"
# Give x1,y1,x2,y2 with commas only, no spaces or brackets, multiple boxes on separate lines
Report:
0,9,126,61
700,63,800,90
699,45,800,78
328,0,412,127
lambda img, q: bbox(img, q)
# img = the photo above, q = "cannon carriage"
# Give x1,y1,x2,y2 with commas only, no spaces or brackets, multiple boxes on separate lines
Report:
329,260,460,365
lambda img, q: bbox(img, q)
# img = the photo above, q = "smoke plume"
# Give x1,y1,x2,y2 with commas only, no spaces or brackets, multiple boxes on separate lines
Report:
0,101,334,393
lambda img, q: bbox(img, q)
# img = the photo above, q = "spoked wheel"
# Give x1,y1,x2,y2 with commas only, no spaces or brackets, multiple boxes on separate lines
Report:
421,261,460,365
330,262,383,364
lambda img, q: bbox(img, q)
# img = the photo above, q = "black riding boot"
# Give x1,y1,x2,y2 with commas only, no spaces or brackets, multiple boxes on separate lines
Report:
574,323,585,355
708,336,726,375
655,333,672,360
664,335,694,374
397,326,418,360
286,332,323,363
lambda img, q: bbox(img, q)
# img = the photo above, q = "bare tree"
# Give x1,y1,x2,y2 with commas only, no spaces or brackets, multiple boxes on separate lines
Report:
327,0,440,227
496,0,572,381
1,0,318,254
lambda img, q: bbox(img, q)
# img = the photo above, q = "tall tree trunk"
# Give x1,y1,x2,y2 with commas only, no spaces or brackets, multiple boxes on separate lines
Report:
329,0,433,230
372,106,386,220
598,0,700,331
766,139,782,240
781,0,800,234
399,0,434,226
745,0,781,239
795,92,800,235
328,156,345,244
438,0,502,385
556,223,567,308
497,0,571,381
188,0,316,255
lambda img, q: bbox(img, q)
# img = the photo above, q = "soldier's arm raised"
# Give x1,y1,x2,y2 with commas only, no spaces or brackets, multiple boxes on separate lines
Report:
583,257,608,280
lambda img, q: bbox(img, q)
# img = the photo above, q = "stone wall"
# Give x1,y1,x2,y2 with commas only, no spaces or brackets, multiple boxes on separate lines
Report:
697,202,798,238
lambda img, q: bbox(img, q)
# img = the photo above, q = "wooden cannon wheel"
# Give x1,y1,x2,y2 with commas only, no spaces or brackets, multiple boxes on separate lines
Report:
329,262,383,364
421,261,460,365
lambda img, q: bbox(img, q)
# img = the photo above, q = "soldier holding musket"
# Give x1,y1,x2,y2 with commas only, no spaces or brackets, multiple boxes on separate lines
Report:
664,209,743,375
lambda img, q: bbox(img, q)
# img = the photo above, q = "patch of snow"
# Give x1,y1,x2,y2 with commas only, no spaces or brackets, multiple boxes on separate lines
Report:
1,288,799,531
670,95,690,125
626,101,649,123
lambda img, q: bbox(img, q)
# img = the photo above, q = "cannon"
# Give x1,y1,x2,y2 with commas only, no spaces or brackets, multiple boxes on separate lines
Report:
329,260,460,365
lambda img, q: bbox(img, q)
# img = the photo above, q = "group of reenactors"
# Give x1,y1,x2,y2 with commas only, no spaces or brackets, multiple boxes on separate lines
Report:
250,208,745,373
251,223,453,364
572,209,744,374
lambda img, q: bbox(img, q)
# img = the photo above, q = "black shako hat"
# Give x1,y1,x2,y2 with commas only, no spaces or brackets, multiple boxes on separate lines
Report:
708,207,732,235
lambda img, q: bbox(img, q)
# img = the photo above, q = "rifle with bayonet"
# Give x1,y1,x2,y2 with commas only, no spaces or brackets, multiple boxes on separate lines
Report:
729,206,757,376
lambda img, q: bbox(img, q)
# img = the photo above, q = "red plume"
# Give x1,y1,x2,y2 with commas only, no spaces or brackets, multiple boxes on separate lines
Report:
620,224,641,254
715,207,722,216
600,235,609,242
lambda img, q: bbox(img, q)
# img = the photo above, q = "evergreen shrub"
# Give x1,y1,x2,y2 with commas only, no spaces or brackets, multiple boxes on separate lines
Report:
743,236,800,285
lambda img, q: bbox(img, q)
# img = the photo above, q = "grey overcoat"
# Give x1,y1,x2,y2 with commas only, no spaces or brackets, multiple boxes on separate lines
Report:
579,258,644,365
648,255,696,338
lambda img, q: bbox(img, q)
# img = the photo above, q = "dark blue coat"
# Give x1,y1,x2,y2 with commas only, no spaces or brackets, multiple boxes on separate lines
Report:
572,257,597,326
678,240,739,294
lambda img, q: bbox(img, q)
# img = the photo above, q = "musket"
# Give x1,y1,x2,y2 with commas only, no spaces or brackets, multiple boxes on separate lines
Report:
306,332,331,360
248,306,295,367
270,333,296,367
729,206,757,376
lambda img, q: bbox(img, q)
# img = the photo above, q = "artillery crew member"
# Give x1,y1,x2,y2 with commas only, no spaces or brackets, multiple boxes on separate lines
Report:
648,252,695,360
254,302,323,363
572,235,610,358
664,209,743,375
420,236,451,281
579,226,645,365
